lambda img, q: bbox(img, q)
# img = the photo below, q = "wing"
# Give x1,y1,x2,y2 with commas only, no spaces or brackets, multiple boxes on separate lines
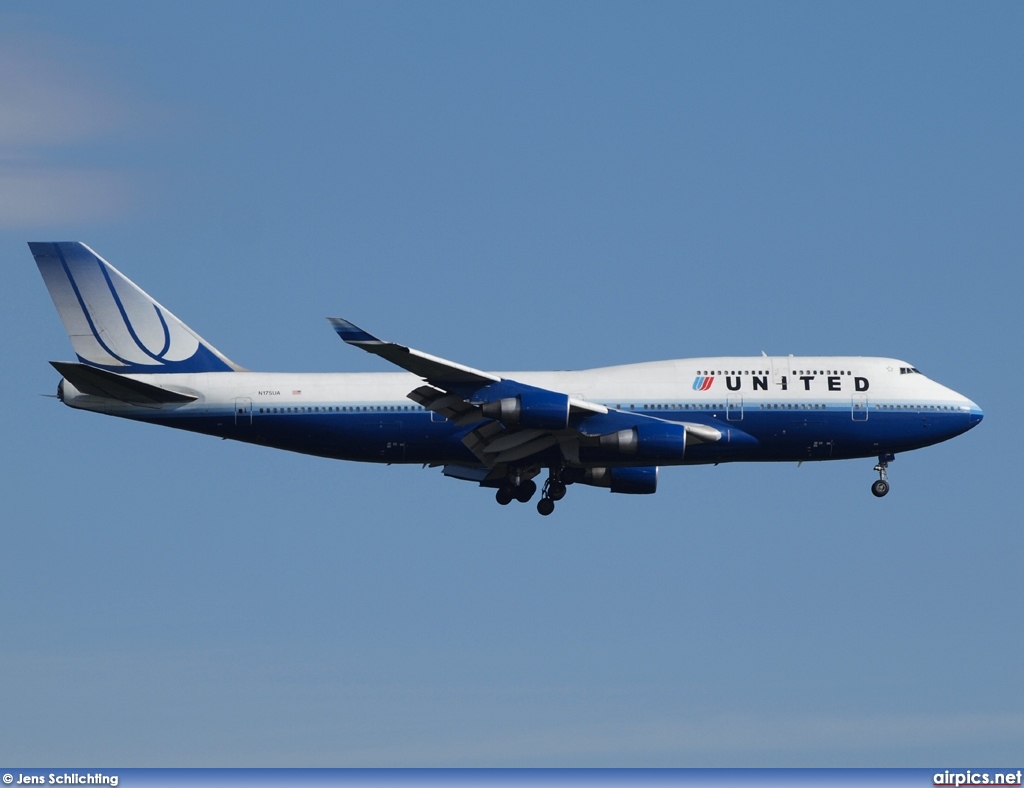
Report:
327,318,499,388
329,317,604,410
328,318,615,464
327,318,723,471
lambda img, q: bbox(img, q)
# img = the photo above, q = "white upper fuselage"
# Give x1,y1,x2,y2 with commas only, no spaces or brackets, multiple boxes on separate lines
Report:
62,355,979,415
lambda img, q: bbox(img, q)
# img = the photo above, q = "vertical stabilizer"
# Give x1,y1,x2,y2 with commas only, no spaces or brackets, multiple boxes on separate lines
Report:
30,241,243,373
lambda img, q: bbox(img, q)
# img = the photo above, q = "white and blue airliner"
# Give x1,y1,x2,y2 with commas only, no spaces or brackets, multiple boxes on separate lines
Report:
32,242,983,515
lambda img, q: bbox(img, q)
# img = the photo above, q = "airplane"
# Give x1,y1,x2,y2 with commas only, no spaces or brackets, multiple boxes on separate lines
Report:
31,241,984,515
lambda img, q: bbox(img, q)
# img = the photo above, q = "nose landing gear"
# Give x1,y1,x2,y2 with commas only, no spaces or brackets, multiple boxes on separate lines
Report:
871,454,894,497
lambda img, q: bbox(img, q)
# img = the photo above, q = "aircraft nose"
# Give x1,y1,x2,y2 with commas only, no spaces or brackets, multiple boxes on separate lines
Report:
966,401,984,428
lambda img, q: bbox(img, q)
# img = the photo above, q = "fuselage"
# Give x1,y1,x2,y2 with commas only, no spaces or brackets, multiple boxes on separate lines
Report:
57,355,983,468
32,242,985,510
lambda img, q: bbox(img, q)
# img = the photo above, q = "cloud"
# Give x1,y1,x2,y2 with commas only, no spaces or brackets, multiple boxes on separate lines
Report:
0,163,132,228
0,39,137,228
0,46,127,148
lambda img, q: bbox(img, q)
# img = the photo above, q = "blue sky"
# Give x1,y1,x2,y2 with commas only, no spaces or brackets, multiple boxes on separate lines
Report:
1,1,1021,766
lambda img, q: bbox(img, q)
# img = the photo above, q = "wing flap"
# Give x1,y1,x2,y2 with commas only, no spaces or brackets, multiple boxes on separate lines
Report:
442,465,493,483
462,421,506,466
491,434,558,463
482,428,547,454
408,385,483,426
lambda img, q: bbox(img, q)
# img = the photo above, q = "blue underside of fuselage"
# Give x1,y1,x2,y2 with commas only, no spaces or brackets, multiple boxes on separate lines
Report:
125,405,980,467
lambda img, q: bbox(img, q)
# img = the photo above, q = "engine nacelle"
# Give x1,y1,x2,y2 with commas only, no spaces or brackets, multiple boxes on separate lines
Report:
480,390,570,430
598,422,686,462
581,466,658,495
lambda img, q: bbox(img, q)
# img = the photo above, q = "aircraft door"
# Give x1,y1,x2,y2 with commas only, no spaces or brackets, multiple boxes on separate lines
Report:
727,395,743,421
852,395,868,421
234,397,253,425
771,357,790,388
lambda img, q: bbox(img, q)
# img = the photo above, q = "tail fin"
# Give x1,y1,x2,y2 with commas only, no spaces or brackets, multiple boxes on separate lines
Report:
30,242,243,374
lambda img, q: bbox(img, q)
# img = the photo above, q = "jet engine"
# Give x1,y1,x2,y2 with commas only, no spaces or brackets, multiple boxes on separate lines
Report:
597,422,686,462
580,466,658,495
480,390,570,430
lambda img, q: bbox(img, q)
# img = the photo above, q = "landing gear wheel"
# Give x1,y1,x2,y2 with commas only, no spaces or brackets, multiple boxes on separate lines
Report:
548,481,567,501
871,453,893,498
515,479,537,503
537,498,555,516
496,487,514,506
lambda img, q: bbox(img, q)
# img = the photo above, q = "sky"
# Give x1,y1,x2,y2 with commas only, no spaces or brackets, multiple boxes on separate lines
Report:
1,0,1022,767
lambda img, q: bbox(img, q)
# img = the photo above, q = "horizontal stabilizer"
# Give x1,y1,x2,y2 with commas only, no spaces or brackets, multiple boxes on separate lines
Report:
52,362,198,406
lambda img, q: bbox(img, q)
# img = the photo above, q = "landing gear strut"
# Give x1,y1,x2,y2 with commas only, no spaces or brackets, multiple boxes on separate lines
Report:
515,479,537,503
536,470,569,515
871,454,893,497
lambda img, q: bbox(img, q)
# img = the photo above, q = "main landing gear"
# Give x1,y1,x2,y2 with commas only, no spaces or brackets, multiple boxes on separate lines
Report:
871,453,894,497
494,467,571,515
536,476,567,516
495,478,537,506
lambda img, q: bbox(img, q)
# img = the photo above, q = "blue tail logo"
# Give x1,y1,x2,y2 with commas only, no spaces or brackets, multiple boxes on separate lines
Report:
31,242,241,374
